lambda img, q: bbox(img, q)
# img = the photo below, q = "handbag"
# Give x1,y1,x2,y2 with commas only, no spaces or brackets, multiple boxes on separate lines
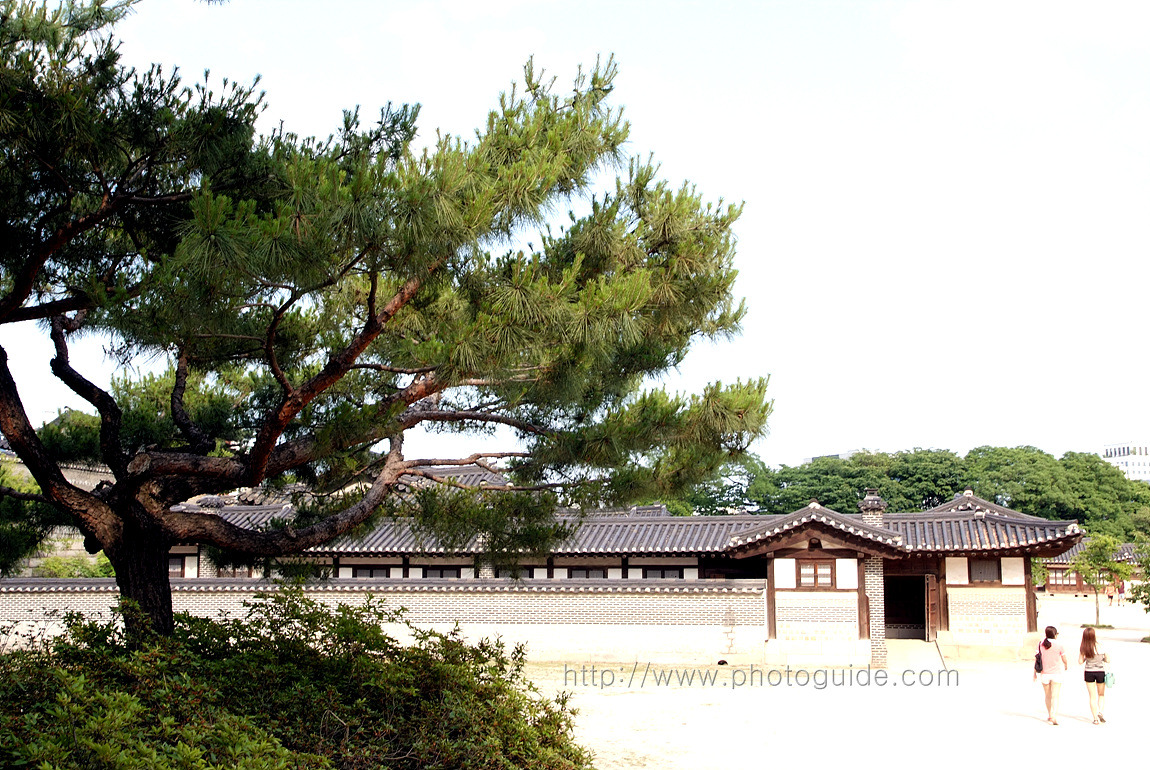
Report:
1034,648,1043,673
1104,671,1115,687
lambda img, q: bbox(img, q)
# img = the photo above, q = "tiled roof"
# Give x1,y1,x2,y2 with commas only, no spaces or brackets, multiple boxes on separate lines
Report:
885,511,1080,553
183,465,509,509
173,490,1081,559
301,513,766,556
555,514,762,555
925,492,1055,521
1044,538,1139,564
727,502,906,554
884,490,1082,554
403,465,507,488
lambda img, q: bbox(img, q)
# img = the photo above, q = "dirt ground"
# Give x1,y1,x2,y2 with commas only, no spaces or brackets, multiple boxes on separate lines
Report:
524,594,1150,769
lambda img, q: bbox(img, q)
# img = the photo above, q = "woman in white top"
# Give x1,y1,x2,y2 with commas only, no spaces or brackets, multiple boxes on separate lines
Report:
1034,625,1069,725
1079,627,1109,725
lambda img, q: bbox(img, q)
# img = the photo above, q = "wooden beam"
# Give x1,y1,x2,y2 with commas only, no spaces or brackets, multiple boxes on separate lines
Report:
938,558,949,632
1025,558,1038,633
766,558,777,640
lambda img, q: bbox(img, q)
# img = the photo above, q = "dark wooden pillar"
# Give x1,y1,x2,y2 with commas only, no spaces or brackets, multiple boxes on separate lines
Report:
766,558,776,640
938,557,950,632
925,574,940,642
1024,558,1038,633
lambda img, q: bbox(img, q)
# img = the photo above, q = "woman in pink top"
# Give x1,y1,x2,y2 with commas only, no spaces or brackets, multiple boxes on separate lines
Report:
1034,625,1069,725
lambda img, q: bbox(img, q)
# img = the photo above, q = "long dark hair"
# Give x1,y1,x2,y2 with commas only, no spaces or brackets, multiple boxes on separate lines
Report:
1043,625,1057,649
1080,627,1097,659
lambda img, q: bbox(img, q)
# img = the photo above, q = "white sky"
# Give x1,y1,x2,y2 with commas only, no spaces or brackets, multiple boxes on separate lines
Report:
3,0,1149,468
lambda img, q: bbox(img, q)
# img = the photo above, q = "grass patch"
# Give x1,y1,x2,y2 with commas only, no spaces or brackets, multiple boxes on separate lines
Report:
1080,624,1114,629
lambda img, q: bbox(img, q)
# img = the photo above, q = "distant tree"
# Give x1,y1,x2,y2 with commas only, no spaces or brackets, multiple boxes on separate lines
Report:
1069,535,1134,626
888,448,965,510
963,446,1075,518
1129,537,1150,614
1029,557,1048,588
746,449,963,515
37,410,102,465
1059,452,1150,537
0,463,66,575
1131,506,1150,537
656,453,766,515
748,454,892,514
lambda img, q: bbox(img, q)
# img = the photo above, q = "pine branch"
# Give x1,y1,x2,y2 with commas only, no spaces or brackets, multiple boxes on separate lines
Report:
246,266,442,484
0,345,121,546
161,435,408,555
0,485,50,505
0,194,122,324
48,316,129,477
398,408,551,436
170,348,215,455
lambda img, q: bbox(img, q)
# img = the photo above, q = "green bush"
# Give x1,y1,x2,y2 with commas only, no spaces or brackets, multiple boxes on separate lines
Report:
33,552,116,578
0,587,592,770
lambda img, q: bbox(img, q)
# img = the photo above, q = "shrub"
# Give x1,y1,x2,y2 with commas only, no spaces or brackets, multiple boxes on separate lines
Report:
33,551,116,578
0,587,592,770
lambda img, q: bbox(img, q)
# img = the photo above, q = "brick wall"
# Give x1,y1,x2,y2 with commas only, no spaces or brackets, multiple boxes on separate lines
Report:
864,556,886,667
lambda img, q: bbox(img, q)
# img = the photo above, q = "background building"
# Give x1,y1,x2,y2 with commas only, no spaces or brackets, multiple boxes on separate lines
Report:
1102,442,1150,482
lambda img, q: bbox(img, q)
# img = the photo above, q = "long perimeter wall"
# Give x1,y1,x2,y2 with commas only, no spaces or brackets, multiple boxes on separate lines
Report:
0,578,768,664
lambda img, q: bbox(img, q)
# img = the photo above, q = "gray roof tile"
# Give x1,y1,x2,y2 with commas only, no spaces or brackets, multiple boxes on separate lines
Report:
174,490,1081,559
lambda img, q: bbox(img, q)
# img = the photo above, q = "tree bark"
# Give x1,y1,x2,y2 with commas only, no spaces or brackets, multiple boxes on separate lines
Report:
105,515,175,637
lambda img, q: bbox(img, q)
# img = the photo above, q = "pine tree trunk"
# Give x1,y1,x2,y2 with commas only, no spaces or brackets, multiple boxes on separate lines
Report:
106,517,175,637
1094,588,1100,626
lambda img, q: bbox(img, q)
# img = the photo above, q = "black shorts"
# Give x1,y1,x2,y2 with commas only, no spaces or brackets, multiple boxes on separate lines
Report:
1084,670,1105,684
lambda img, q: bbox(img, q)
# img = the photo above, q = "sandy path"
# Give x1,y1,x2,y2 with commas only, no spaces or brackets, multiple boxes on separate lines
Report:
525,595,1149,769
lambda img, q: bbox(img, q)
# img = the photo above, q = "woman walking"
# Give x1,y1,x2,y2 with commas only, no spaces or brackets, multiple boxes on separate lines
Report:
1079,627,1109,725
1034,625,1069,725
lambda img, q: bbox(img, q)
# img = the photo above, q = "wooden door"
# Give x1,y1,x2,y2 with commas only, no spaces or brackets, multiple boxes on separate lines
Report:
925,574,940,642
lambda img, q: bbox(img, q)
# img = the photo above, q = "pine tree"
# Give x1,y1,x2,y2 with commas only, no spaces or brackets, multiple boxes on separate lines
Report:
0,1,771,633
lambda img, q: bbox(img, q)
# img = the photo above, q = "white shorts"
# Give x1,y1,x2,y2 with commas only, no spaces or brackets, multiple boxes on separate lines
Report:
1039,672,1065,685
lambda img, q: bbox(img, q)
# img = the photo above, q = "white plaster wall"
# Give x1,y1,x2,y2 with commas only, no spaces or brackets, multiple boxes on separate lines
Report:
339,556,403,565
1001,557,1025,586
418,557,474,566
1,582,770,663
945,557,969,585
628,557,699,567
608,568,623,580
183,555,199,579
774,558,796,589
945,586,1028,647
553,557,623,567
835,559,857,589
